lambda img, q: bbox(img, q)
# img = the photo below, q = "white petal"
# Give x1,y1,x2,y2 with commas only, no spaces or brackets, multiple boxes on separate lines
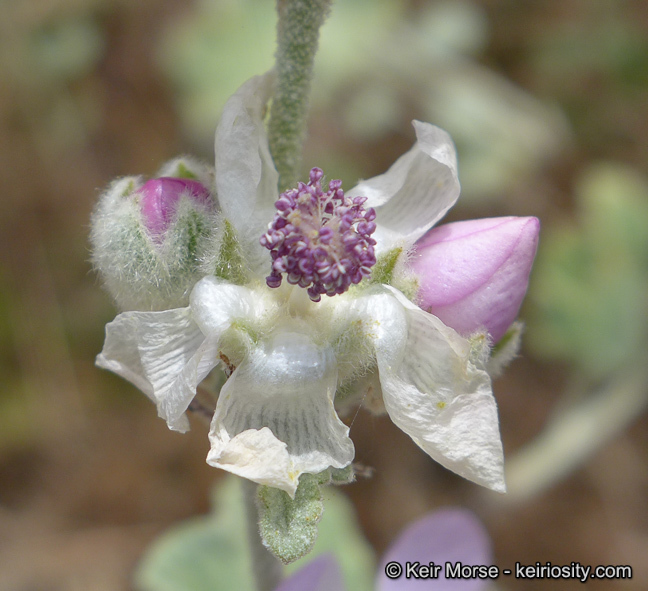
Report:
207,330,354,496
97,308,208,432
214,71,279,276
381,288,505,492
348,121,460,251
96,312,158,400
336,288,409,371
345,288,505,492
209,428,298,494
189,276,270,338
141,335,219,431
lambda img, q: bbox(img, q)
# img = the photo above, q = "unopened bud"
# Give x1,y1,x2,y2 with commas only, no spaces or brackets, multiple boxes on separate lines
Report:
90,158,216,311
139,177,212,239
411,216,540,342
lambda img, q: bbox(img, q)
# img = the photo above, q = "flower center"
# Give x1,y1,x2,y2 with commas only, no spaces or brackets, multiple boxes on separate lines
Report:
260,168,377,302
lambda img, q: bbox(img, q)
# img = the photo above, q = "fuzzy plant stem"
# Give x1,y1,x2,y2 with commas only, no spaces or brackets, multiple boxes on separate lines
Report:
243,478,283,591
242,5,333,589
268,0,333,191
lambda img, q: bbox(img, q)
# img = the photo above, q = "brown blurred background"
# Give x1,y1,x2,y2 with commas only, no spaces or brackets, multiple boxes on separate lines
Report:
1,1,647,590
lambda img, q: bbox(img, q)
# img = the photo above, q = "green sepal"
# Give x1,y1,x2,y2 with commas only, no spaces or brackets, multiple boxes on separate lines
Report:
175,161,199,179
213,219,248,285
487,321,523,378
394,274,419,302
257,473,325,565
167,205,210,273
328,465,355,485
157,156,211,184
467,330,491,367
369,247,402,285
366,246,419,301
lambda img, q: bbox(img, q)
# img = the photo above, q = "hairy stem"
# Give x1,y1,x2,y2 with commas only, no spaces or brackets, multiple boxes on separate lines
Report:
243,478,283,591
268,0,333,191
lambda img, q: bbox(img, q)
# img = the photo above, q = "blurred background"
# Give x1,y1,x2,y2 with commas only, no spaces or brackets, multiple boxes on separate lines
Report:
1,0,647,589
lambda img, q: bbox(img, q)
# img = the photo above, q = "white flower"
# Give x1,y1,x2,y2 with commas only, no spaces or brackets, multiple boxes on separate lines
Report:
96,72,505,497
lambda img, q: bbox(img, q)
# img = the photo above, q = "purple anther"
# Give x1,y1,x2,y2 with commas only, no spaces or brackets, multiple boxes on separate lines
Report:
266,274,282,288
260,168,377,301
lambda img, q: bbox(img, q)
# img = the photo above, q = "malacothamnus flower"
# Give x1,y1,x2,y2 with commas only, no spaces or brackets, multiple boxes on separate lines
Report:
94,72,539,497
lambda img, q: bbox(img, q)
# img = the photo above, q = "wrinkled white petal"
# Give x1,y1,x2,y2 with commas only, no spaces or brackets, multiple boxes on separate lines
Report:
214,71,279,277
190,275,270,337
348,121,460,251
337,288,409,371
97,278,267,433
96,308,207,432
208,428,297,493
141,336,219,431
383,288,504,492
207,330,354,497
96,312,159,400
344,288,505,492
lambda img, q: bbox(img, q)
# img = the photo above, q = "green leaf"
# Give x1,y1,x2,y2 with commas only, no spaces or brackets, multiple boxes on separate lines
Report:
257,474,324,565
135,475,375,591
286,487,375,591
134,477,255,591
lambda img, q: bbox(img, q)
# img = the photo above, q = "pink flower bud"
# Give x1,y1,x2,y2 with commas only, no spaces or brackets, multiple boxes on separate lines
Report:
138,177,212,238
411,216,540,342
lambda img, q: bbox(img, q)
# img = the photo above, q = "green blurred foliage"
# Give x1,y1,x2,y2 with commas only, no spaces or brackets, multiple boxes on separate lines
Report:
157,0,276,147
29,16,104,81
1,5,106,154
531,9,648,91
1,0,648,587
520,1,648,169
156,0,402,149
287,486,374,591
528,163,648,379
158,0,566,201
135,476,375,591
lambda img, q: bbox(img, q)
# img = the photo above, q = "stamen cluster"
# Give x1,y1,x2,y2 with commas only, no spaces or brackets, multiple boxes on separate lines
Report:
260,168,377,301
